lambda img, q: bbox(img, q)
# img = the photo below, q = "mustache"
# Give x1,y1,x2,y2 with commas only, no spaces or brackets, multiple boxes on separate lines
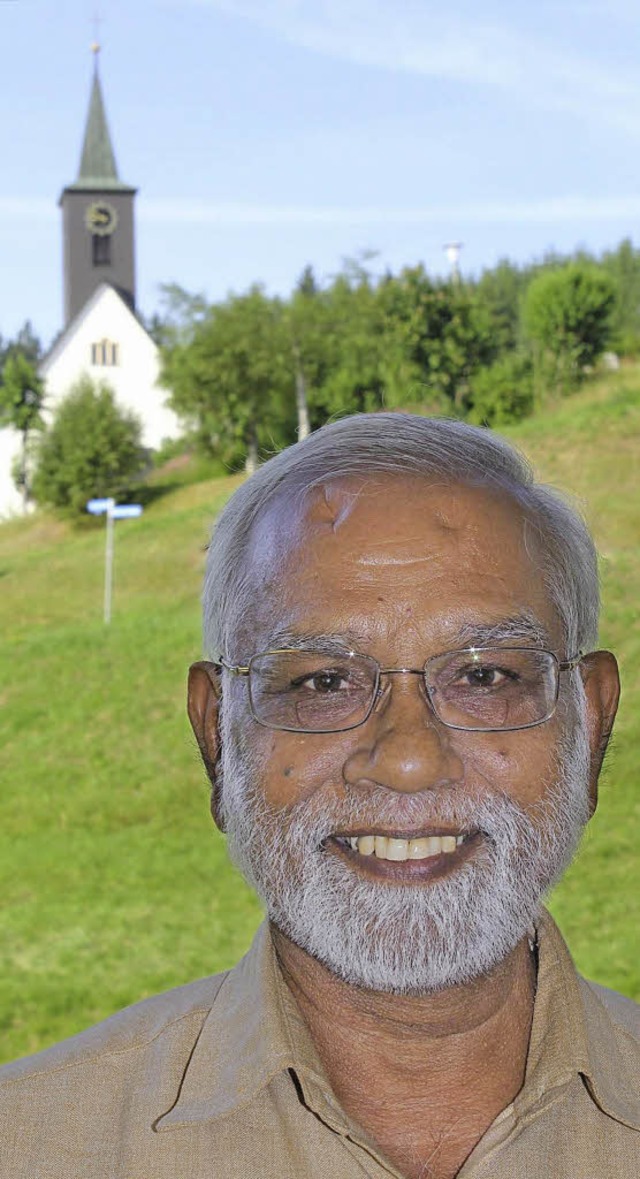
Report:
221,745,589,881
229,778,556,852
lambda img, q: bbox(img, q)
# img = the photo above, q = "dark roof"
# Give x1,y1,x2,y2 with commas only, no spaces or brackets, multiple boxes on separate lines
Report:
65,60,135,194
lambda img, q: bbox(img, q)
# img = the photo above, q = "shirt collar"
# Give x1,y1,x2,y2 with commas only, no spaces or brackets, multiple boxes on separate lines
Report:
155,921,328,1132
516,908,640,1130
155,911,640,1134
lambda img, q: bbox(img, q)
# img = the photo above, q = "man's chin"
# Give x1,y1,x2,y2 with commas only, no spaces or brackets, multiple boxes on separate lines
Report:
263,862,539,996
276,929,517,997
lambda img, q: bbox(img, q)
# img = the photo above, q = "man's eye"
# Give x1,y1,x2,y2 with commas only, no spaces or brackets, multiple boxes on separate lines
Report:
309,672,348,693
292,671,349,694
459,665,515,688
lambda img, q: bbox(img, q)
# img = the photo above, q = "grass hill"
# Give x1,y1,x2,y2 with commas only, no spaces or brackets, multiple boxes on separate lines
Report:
1,371,639,1064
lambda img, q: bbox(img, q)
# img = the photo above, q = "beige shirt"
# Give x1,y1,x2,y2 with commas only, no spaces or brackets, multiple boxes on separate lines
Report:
1,909,639,1178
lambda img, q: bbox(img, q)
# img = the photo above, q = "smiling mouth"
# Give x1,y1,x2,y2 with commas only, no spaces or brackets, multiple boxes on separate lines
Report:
330,831,475,862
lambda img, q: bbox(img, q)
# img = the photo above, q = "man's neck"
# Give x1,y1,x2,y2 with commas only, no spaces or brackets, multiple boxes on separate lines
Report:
272,926,537,1179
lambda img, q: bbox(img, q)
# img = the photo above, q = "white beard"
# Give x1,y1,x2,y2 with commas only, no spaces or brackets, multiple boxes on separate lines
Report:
218,700,591,995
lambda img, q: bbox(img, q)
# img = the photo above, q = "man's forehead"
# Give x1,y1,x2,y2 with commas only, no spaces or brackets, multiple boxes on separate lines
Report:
250,474,536,566
236,474,559,652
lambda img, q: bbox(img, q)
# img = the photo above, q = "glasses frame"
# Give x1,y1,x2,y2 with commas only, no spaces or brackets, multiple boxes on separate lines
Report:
218,646,583,735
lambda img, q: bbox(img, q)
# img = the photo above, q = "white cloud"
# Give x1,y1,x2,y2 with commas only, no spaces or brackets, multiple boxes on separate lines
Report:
0,198,56,222
138,193,640,226
180,0,640,135
206,0,522,86
6,192,639,229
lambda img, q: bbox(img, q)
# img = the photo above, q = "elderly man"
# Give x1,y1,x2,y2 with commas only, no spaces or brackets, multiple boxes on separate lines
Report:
1,413,638,1179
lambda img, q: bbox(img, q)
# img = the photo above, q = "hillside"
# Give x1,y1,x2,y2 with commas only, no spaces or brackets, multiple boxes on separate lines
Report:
1,371,639,1063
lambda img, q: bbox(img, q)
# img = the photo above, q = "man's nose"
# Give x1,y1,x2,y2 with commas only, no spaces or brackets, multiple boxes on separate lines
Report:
342,673,464,794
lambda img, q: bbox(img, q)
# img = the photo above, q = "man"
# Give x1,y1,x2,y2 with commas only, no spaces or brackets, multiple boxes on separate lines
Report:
1,412,638,1179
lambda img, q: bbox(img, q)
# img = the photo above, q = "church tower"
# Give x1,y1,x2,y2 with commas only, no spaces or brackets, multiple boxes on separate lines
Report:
59,48,137,326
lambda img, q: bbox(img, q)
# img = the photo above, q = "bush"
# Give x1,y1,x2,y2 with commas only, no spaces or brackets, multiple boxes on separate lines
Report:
32,377,144,515
466,353,534,427
523,263,615,394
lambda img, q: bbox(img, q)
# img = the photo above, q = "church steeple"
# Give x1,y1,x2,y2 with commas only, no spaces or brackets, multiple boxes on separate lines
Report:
76,54,123,188
59,48,137,324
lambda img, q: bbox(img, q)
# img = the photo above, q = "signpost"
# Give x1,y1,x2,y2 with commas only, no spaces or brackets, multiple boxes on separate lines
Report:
86,497,113,515
86,498,143,623
111,504,143,519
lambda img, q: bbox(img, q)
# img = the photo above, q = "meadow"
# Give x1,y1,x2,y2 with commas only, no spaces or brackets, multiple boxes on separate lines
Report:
1,373,638,1064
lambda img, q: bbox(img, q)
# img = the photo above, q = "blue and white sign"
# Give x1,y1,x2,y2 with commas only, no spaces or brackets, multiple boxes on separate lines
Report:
86,499,144,623
111,504,143,520
86,497,114,515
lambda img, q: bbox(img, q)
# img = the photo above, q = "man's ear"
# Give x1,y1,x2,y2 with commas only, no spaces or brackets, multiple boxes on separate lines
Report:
579,650,620,817
187,661,226,831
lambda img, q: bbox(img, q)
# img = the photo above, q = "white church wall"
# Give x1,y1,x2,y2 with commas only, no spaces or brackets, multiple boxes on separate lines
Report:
0,426,26,519
40,285,181,451
0,286,183,519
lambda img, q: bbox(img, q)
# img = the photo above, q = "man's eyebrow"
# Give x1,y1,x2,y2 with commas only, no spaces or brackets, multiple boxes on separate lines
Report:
453,613,551,648
263,614,550,654
263,629,365,653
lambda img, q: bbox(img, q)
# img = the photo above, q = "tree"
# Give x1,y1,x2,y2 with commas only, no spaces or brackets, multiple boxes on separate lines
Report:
281,263,500,424
466,353,534,427
473,259,530,354
600,238,640,355
313,274,388,417
523,263,615,395
153,283,209,346
161,286,295,472
286,274,342,435
0,353,45,510
376,267,498,412
0,320,43,370
32,377,144,515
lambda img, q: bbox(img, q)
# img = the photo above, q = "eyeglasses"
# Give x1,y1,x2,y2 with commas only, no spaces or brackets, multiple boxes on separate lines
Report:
218,646,582,734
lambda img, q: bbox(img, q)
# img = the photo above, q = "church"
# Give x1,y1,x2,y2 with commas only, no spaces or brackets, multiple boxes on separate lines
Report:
0,50,181,518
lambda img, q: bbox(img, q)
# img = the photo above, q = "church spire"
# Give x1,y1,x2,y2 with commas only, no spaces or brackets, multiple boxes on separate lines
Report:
59,45,137,323
67,47,134,192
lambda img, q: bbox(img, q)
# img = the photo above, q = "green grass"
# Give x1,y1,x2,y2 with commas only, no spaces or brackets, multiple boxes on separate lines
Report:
503,372,640,997
1,374,639,1064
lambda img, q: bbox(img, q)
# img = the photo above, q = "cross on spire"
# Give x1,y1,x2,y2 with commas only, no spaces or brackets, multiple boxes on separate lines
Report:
91,10,103,58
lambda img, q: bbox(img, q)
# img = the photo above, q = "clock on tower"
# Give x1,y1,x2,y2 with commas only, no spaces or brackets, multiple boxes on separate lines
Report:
84,201,119,235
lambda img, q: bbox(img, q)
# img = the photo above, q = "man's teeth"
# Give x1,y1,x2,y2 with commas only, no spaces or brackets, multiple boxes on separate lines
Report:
345,834,465,861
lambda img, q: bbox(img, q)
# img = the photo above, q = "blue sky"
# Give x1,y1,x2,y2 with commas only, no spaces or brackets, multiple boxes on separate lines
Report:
3,0,640,346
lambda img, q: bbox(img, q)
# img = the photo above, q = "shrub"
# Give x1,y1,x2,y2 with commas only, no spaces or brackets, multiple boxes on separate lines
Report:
32,377,144,516
466,353,534,427
523,263,615,394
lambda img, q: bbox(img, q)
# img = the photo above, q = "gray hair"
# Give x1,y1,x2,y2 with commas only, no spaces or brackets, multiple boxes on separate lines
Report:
203,413,599,659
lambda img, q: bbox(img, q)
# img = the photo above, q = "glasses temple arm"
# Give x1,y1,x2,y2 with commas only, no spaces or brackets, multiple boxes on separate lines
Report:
558,652,583,671
216,658,251,676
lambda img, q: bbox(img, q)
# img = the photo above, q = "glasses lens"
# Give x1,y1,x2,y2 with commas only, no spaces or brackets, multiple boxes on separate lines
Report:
426,648,558,731
249,651,378,732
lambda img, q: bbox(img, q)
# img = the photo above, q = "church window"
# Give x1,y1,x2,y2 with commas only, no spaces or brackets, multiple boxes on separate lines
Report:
92,234,111,266
90,340,120,366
